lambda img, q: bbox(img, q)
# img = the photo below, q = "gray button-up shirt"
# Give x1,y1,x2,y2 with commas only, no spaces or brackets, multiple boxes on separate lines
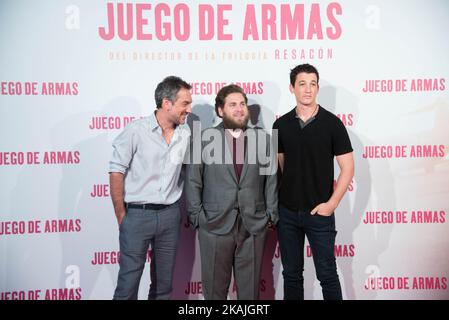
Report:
109,112,191,204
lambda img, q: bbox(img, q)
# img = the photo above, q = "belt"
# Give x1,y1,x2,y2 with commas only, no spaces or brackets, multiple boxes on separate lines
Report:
126,203,170,210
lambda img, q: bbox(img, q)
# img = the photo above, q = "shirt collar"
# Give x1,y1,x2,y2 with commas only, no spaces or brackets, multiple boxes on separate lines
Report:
149,110,191,136
288,105,322,121
149,111,160,131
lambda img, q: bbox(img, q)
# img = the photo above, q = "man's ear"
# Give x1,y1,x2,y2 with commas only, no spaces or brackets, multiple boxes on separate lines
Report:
162,98,172,111
289,84,294,94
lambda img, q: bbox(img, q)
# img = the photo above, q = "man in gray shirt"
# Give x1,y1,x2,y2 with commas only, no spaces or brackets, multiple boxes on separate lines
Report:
109,76,192,299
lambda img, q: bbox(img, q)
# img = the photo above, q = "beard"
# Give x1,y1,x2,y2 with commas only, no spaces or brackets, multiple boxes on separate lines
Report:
222,113,249,130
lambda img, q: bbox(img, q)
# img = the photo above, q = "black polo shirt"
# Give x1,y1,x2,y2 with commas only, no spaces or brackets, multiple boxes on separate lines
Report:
272,106,353,212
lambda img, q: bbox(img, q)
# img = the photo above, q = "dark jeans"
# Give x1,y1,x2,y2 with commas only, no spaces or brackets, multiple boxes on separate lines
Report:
277,205,342,300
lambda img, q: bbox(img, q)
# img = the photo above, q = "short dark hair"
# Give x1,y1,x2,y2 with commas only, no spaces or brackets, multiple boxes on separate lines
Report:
215,84,248,118
290,64,319,86
154,76,191,109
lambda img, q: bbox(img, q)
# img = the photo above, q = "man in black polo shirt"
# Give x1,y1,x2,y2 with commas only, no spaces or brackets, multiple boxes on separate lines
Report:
272,64,354,300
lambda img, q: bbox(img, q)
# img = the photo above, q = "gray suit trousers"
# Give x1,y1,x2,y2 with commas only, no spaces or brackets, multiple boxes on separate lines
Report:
113,204,181,300
198,214,267,300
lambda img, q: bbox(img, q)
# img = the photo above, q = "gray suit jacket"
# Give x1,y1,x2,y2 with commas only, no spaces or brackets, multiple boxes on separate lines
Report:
185,123,278,235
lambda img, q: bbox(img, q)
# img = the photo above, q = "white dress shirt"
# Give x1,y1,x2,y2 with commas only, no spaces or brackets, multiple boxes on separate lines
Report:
109,112,191,204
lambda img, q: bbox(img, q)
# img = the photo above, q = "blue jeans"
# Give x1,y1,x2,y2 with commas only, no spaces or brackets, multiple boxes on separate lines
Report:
277,205,342,300
113,203,181,300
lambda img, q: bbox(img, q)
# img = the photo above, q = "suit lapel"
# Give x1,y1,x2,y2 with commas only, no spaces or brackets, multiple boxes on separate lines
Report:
218,123,238,184
239,135,249,183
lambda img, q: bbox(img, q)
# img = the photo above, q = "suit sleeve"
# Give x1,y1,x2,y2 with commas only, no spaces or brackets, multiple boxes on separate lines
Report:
185,146,204,229
264,132,279,225
272,119,284,154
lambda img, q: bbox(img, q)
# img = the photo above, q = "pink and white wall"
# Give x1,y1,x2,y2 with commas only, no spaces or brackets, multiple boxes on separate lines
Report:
1,0,448,300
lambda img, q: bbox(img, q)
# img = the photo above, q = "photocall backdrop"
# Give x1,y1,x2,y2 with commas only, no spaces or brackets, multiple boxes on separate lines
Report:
1,0,448,300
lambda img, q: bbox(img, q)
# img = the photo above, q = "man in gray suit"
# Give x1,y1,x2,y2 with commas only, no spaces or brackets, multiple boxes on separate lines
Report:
185,84,278,300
